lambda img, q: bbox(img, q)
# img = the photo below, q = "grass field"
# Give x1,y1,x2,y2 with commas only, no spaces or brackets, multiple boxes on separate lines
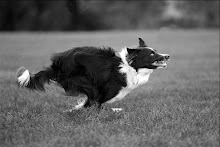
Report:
0,30,219,147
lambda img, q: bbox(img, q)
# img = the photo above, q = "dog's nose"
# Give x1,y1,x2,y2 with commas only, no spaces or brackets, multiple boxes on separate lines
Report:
165,55,170,60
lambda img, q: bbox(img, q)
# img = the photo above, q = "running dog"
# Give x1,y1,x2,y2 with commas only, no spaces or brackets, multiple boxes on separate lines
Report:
16,38,170,111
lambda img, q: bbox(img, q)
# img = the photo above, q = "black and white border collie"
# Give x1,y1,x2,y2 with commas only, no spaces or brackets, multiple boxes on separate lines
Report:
16,38,169,112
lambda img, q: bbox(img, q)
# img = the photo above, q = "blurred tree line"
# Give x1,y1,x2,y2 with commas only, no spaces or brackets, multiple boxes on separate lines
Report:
0,0,219,31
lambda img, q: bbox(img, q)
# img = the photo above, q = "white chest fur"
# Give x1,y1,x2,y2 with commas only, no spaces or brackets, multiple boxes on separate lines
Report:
106,47,153,104
106,62,153,104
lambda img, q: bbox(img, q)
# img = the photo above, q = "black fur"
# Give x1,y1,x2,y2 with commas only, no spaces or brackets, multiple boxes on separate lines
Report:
20,38,169,109
26,47,127,108
27,67,55,91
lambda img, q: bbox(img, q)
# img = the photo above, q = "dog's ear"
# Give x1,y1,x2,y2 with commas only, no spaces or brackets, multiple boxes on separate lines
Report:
138,38,147,47
127,48,140,55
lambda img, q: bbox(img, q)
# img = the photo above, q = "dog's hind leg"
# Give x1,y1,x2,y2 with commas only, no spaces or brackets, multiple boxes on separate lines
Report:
63,98,101,113
64,98,87,112
61,76,102,112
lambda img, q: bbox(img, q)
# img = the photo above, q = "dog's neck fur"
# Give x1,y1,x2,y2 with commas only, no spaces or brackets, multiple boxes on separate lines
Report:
106,47,153,103
119,47,153,86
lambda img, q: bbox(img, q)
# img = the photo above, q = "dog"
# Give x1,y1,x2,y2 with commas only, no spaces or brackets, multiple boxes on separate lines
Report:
16,38,169,112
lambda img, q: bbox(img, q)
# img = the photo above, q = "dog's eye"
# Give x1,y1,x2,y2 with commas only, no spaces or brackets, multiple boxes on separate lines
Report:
150,51,155,56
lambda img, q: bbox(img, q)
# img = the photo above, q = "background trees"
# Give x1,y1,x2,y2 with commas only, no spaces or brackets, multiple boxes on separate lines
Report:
0,0,219,31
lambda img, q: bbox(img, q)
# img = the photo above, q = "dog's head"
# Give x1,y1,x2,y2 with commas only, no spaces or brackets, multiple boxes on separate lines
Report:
125,38,170,70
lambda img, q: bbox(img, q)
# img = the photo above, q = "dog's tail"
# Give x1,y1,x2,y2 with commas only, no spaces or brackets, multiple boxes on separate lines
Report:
16,66,56,91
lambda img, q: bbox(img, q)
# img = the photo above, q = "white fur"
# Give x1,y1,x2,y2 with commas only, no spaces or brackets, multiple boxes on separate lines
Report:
146,47,154,51
106,47,153,103
111,108,123,112
74,99,87,109
17,70,30,86
158,53,169,57
154,53,169,68
64,98,87,112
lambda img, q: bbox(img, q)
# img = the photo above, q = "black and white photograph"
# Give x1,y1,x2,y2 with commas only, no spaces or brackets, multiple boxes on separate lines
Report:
0,0,219,146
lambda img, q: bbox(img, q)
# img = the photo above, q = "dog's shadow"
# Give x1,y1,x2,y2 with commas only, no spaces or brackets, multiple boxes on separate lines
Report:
61,107,125,125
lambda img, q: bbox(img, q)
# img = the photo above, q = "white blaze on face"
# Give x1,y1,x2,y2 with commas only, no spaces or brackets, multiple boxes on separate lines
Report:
17,69,30,86
158,53,169,56
146,47,154,51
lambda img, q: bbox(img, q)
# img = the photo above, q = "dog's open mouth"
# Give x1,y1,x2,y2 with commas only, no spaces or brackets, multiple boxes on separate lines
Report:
152,60,167,68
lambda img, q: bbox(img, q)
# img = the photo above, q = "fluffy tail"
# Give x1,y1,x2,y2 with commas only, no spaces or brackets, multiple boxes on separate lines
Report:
16,66,56,91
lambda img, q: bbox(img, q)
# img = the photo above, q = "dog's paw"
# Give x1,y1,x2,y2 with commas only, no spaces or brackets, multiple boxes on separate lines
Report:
111,108,123,112
16,67,30,87
63,108,75,113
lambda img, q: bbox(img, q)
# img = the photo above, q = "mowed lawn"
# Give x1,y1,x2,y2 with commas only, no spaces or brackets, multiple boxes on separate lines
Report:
0,30,219,147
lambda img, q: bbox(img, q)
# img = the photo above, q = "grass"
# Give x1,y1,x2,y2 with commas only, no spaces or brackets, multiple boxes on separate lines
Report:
0,29,219,147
